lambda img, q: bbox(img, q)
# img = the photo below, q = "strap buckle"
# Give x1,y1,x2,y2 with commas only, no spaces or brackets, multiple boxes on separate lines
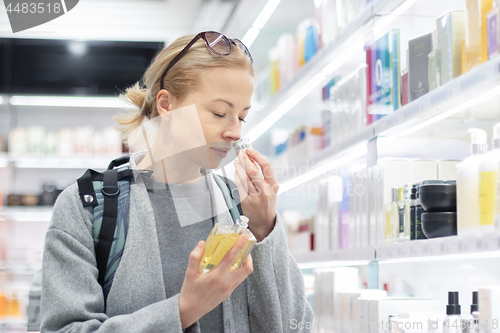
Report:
102,186,120,197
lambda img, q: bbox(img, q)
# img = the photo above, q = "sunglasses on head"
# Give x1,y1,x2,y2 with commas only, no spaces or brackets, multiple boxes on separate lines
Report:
159,31,253,91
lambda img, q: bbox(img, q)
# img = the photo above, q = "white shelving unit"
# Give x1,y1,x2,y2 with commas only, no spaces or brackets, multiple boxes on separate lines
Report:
293,231,500,263
240,0,500,316
6,156,115,170
0,206,53,223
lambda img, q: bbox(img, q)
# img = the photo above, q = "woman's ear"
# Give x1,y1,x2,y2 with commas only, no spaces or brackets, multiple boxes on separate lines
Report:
157,89,175,115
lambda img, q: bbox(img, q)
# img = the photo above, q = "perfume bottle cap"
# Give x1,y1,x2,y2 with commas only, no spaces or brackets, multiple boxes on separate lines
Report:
471,291,478,314
391,188,399,202
237,215,249,227
233,138,252,154
410,186,417,200
446,291,461,315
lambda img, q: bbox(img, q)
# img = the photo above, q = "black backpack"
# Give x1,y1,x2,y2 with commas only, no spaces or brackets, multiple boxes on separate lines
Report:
27,156,242,331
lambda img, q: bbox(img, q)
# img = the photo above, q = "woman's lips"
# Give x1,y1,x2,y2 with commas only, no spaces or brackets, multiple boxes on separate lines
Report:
211,147,228,158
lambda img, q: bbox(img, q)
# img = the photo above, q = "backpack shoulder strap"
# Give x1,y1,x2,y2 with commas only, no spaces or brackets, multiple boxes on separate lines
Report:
213,174,243,222
76,156,132,303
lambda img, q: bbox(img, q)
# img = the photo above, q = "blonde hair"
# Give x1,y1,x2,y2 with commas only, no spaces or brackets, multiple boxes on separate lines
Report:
114,34,254,144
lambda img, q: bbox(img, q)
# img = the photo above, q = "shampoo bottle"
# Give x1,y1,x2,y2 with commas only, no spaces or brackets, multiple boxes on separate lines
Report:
457,128,487,235
479,122,500,229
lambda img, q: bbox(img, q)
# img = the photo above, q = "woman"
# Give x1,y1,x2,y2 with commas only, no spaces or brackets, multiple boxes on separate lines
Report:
40,31,313,332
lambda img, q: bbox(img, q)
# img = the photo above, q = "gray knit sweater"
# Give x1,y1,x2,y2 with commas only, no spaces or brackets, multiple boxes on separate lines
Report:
40,151,314,332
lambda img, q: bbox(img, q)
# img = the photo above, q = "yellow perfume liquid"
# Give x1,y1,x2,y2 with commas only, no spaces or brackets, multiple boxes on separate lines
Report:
7,293,20,318
199,216,256,274
0,292,7,318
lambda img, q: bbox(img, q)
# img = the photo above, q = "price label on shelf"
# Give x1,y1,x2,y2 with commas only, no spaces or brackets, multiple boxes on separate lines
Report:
394,109,405,126
398,243,411,257
478,233,499,251
446,82,460,98
367,138,378,167
427,240,442,255
377,247,388,260
459,234,478,253
411,242,424,257
387,245,398,258
442,238,459,254
418,96,431,112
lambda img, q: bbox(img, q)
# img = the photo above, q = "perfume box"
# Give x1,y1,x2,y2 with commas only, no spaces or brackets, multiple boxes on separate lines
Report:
487,7,500,59
428,49,440,91
356,290,388,333
367,30,399,117
369,298,439,333
436,11,465,85
409,32,434,102
465,0,493,70
391,29,401,111
478,286,500,330
401,68,409,105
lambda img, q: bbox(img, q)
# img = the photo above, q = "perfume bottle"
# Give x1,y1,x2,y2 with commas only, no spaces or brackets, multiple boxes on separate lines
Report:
463,291,479,333
385,188,399,244
199,216,257,274
399,184,411,242
443,291,462,333
233,138,252,154
410,185,417,240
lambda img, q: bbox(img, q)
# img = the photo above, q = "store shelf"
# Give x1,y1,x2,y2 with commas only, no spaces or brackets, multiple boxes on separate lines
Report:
376,231,500,260
276,56,500,186
243,0,387,141
0,319,27,331
0,155,122,170
292,231,500,265
294,247,376,264
11,156,116,169
0,153,7,168
0,206,53,222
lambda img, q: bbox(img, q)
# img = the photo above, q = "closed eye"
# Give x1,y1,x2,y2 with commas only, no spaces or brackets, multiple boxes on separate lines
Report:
213,113,246,123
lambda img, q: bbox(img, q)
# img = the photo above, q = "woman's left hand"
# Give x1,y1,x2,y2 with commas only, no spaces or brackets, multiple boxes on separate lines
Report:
234,148,279,242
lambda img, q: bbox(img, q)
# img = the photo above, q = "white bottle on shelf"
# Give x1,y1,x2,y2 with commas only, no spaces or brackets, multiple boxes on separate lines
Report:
479,122,500,230
457,128,487,235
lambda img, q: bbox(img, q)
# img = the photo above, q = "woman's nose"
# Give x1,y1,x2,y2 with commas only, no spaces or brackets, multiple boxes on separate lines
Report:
222,117,241,142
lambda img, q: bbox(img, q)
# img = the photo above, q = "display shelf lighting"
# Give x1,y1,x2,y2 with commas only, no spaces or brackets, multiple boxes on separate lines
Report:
9,96,127,108
242,0,281,48
373,0,419,38
246,36,364,143
379,250,500,264
321,36,364,76
390,84,500,137
278,141,367,194
298,260,371,269
247,73,325,142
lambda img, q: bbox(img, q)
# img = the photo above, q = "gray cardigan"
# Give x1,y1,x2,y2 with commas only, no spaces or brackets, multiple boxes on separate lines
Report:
40,163,314,332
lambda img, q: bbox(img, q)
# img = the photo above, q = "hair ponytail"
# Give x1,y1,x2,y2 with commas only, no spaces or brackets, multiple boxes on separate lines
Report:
113,82,155,143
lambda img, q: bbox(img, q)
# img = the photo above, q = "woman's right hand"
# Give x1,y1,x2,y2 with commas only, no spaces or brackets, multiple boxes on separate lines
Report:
178,235,253,329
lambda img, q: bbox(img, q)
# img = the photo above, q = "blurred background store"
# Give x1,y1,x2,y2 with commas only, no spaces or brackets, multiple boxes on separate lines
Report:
1,0,500,331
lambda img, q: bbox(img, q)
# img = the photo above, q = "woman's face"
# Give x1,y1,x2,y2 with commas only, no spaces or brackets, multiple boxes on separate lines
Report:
158,66,254,170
